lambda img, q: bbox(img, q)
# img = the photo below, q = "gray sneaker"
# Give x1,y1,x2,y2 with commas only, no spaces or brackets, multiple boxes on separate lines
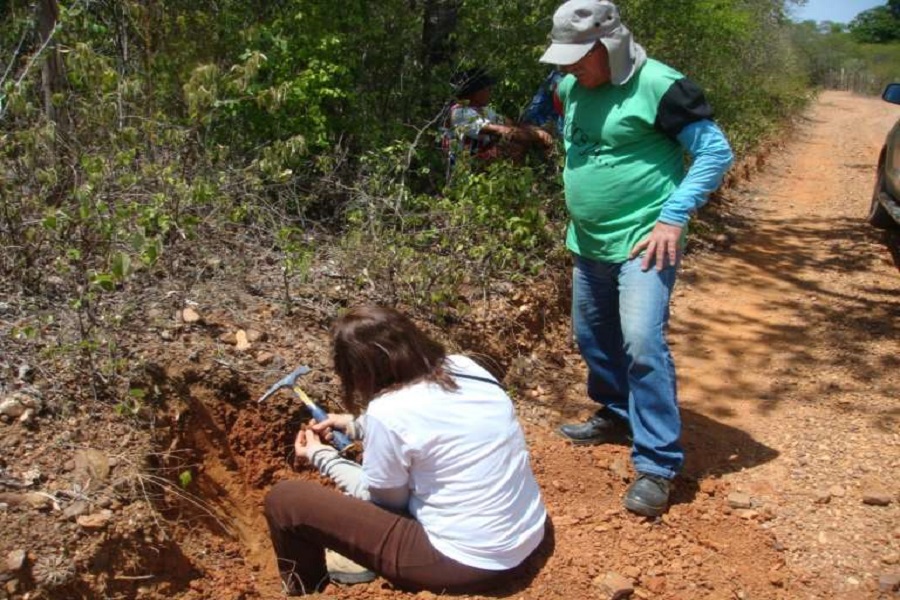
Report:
325,549,376,585
557,409,632,445
623,473,671,517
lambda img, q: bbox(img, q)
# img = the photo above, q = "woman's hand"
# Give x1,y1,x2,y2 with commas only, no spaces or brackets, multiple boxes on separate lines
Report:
293,428,330,462
309,413,354,443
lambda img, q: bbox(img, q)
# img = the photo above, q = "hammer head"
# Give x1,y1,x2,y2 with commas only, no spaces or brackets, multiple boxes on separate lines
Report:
257,365,311,403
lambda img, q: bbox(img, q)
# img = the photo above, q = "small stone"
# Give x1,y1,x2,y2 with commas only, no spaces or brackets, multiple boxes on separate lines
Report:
76,509,113,529
593,571,634,599
5,549,26,572
828,485,846,498
727,492,752,509
813,490,831,504
699,479,717,495
0,492,52,511
862,491,893,506
219,332,238,346
62,501,89,520
181,307,202,323
768,571,785,587
882,552,900,565
245,329,267,343
73,449,111,487
256,352,275,366
235,330,251,351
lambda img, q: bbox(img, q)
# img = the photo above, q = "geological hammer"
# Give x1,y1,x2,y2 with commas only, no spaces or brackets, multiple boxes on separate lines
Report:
257,365,352,451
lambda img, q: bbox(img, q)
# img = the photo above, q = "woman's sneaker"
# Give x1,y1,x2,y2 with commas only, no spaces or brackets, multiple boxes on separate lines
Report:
325,549,376,585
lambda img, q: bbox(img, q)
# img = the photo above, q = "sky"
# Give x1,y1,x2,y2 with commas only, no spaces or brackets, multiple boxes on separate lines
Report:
790,0,887,24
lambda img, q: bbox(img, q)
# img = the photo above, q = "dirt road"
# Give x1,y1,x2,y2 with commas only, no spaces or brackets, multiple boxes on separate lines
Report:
672,90,900,597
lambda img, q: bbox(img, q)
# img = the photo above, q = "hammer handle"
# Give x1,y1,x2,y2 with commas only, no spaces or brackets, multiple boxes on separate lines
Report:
297,388,352,451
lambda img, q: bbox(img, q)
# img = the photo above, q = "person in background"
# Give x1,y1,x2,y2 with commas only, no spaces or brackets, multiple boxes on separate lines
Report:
448,67,553,162
539,0,734,517
520,69,565,136
264,305,551,595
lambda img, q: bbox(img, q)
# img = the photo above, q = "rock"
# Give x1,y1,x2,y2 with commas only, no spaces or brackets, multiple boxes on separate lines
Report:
4,550,26,573
62,501,89,520
256,351,275,366
882,552,900,565
727,492,752,509
0,391,42,419
593,572,634,599
813,490,831,504
73,449,111,488
76,509,113,529
862,491,893,506
235,330,251,351
245,329,267,343
828,485,846,498
181,307,202,323
699,479,717,495
0,492,53,511
736,509,759,520
879,573,900,593
768,570,785,587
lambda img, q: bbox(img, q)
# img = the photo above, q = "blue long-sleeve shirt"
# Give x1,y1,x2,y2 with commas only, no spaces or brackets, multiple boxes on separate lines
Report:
661,119,734,226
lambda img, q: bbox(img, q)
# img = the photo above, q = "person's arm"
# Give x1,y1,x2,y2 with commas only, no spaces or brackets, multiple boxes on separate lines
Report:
659,119,734,226
309,446,371,501
631,78,734,271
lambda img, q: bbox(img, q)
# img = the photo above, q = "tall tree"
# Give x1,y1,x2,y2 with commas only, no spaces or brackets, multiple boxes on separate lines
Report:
36,0,68,133
849,5,900,43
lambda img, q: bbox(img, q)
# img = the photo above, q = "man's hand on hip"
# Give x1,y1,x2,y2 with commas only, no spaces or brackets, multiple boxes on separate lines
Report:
630,222,683,271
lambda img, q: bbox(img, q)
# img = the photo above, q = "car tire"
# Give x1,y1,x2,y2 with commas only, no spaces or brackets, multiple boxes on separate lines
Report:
868,166,896,229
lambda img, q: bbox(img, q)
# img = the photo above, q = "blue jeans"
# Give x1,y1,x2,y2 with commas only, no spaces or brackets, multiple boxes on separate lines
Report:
572,254,682,480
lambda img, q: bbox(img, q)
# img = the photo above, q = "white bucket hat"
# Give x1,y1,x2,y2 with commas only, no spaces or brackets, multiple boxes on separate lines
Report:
539,0,647,85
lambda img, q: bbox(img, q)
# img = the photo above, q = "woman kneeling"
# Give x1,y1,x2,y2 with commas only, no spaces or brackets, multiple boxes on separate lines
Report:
264,305,549,595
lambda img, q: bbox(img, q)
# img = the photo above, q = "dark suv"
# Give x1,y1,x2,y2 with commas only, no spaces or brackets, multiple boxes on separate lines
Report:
869,83,900,229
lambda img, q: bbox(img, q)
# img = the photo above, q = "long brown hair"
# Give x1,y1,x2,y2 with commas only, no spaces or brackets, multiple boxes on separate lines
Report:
332,305,458,409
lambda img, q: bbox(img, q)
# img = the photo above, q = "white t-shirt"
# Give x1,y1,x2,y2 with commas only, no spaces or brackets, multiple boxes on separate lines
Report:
362,355,547,570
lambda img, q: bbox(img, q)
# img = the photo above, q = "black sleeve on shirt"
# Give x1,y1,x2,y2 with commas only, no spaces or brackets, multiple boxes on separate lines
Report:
654,77,714,140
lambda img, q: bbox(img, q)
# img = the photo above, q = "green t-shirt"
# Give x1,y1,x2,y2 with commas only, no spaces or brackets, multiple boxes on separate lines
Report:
557,59,687,262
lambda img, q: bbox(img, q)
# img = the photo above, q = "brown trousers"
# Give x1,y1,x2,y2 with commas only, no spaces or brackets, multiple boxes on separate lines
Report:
264,480,552,595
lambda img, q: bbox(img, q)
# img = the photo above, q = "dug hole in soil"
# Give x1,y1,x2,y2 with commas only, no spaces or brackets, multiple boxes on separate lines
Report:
1,90,898,600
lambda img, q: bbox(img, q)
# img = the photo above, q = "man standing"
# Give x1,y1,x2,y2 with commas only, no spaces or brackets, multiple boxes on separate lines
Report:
540,0,733,516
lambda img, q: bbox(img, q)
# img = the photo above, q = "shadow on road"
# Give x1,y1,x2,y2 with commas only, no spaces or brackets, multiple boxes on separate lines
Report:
672,212,900,427
673,408,779,507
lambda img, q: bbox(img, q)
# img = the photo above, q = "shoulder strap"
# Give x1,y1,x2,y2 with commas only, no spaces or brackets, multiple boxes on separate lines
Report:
448,370,504,389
